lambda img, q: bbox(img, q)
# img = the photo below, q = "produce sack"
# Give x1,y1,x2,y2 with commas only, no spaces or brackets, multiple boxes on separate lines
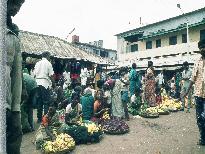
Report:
101,118,129,135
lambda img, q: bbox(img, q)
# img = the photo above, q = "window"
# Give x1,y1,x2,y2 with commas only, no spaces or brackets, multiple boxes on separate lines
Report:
182,34,187,43
100,50,108,57
200,29,205,41
94,49,99,55
156,39,161,48
146,41,152,49
169,36,177,45
131,44,138,52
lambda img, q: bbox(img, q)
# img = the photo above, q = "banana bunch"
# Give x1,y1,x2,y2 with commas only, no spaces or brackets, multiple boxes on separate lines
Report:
42,133,75,154
102,111,110,120
145,107,158,114
82,123,101,135
160,96,182,111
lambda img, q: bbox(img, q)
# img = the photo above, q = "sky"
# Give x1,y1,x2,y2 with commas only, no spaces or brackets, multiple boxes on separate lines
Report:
13,0,205,50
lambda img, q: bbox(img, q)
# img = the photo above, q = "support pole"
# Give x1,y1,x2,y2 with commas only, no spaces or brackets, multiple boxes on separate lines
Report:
0,0,7,153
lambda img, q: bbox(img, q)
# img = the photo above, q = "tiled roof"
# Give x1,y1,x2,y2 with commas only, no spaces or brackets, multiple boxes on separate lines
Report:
19,31,112,64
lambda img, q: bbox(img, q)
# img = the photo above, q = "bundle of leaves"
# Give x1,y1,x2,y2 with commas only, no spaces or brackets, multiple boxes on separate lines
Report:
128,96,142,115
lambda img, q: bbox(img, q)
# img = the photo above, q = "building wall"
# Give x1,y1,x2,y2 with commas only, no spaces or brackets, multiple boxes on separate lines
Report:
119,25,204,54
116,8,205,58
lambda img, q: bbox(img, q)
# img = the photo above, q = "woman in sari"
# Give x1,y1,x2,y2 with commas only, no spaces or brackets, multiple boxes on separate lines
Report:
109,79,125,119
144,61,156,107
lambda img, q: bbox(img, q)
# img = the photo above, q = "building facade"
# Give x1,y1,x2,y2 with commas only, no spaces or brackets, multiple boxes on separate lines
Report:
115,7,205,69
72,36,117,61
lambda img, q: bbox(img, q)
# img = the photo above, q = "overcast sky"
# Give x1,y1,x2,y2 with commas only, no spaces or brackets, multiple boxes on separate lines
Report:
13,0,205,50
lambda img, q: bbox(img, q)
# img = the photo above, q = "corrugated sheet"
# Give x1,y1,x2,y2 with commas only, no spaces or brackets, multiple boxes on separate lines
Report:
19,30,111,64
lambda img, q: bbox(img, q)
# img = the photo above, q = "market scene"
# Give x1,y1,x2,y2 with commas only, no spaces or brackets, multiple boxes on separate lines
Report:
3,0,205,154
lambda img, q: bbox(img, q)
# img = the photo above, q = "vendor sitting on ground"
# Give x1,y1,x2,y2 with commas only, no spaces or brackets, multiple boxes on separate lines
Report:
65,92,82,125
81,88,94,120
41,107,57,127
93,90,107,119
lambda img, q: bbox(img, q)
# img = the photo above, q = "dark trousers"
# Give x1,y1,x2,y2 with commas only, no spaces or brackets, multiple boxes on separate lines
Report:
6,111,22,154
27,88,38,129
37,85,51,122
195,96,205,141
121,91,129,119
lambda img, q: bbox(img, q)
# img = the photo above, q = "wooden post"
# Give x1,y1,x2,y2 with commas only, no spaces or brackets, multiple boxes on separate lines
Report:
0,0,7,153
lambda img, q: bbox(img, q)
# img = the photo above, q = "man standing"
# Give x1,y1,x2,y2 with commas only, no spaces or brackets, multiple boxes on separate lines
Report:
6,0,25,153
181,61,192,112
22,71,38,132
34,51,54,123
183,39,205,145
157,70,164,89
80,67,88,89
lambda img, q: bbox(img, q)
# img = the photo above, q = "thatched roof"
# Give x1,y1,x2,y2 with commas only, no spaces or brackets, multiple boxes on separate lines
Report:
19,30,111,64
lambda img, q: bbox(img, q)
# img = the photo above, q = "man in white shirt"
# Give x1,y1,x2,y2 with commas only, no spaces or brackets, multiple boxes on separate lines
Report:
181,61,192,112
63,65,71,89
33,51,54,122
157,70,164,89
80,67,88,88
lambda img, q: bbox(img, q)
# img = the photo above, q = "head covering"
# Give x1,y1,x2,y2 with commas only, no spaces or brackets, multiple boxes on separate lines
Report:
84,87,92,95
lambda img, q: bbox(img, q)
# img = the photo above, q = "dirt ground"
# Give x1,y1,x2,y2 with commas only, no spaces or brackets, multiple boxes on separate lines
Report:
21,109,205,154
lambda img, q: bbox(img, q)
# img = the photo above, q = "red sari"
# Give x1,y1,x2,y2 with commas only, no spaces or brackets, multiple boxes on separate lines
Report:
144,68,156,107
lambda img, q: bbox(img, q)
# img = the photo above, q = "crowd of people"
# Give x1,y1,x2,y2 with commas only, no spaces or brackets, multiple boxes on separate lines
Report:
14,40,205,151
5,0,205,153
21,50,199,133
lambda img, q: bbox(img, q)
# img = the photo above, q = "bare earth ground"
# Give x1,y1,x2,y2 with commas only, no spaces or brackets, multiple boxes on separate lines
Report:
21,109,205,154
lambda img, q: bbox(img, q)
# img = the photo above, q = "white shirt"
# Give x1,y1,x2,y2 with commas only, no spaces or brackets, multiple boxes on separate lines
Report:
80,68,88,86
157,73,164,85
66,103,82,114
182,68,192,80
33,58,54,89
131,94,136,103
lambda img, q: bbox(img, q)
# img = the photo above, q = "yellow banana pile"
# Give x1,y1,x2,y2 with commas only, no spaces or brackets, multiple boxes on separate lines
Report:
42,133,75,154
145,107,158,114
160,95,182,111
81,123,101,135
